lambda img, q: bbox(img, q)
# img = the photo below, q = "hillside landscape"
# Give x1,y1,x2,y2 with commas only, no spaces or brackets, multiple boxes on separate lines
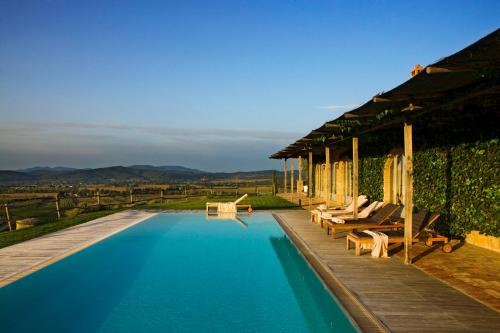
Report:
0,165,280,185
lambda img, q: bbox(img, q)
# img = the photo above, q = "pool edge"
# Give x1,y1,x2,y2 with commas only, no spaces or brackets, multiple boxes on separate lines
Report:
272,213,390,333
0,210,157,288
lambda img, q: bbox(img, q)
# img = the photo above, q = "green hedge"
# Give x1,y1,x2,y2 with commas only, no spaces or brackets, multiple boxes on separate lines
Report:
355,126,499,238
413,147,450,235
448,139,499,237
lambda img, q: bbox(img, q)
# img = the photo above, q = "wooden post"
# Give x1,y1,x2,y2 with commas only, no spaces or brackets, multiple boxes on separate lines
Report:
290,158,294,194
129,189,133,204
283,159,288,193
96,190,101,205
160,189,164,204
315,164,320,198
404,121,413,265
4,203,12,231
308,151,313,198
325,146,331,204
55,194,61,220
298,156,303,192
272,170,277,195
352,137,359,219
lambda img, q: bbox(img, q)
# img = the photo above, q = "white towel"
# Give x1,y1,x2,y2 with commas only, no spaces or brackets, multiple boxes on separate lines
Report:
321,212,332,219
218,202,237,213
331,217,345,224
363,230,389,258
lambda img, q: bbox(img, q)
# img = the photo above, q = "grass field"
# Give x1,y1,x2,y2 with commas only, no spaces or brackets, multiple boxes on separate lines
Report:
141,194,298,210
0,209,122,249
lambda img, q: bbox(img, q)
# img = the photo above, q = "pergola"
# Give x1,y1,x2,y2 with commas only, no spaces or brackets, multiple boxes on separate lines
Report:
270,28,500,264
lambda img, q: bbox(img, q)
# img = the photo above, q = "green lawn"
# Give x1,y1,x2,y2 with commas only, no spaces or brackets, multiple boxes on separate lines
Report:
0,209,121,249
140,194,299,210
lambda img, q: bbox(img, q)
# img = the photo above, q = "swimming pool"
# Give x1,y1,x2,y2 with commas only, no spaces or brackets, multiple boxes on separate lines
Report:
0,213,357,332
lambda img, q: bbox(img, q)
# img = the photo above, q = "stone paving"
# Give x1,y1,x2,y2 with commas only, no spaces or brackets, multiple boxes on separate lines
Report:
394,240,500,311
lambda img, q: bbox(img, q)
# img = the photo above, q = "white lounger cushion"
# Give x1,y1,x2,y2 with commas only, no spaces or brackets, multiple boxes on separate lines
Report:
330,201,384,223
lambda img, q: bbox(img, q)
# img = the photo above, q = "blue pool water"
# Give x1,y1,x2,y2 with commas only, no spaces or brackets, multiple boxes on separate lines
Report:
0,213,357,333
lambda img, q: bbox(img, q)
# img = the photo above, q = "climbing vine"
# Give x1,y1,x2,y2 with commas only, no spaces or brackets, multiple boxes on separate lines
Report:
355,112,499,238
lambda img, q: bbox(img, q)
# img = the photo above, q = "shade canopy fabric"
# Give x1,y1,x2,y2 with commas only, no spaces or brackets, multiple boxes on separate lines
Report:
270,29,500,160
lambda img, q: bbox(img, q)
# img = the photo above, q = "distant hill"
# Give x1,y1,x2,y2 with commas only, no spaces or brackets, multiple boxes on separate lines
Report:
0,171,36,185
0,165,278,185
17,166,78,173
128,165,205,174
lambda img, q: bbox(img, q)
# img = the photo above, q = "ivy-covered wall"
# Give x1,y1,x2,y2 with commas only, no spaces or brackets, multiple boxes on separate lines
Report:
412,141,500,237
358,128,400,203
447,139,499,237
359,156,384,202
353,110,499,238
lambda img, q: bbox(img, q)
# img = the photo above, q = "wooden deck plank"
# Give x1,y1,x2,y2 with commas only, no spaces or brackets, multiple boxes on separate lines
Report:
274,210,500,333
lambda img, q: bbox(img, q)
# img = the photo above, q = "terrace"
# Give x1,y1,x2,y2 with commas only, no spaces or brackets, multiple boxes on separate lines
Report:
274,210,500,332
271,29,500,259
268,29,500,331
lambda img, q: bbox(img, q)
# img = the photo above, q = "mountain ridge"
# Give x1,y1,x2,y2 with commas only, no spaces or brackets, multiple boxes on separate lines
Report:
1,165,279,185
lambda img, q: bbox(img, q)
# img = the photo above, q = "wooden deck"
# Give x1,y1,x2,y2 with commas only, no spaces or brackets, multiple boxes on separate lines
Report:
274,210,500,333
0,210,156,287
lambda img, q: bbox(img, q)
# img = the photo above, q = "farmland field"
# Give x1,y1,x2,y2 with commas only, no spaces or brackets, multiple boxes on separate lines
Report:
0,179,297,249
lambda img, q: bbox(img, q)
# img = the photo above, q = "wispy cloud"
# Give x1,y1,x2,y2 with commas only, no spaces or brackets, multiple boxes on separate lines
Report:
0,121,298,171
0,121,301,142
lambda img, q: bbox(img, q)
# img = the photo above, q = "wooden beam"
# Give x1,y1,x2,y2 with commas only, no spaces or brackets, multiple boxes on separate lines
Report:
402,103,423,113
425,66,453,74
308,151,313,198
325,146,331,204
343,112,375,119
283,159,288,194
373,96,391,103
290,158,295,194
352,137,359,219
404,121,413,265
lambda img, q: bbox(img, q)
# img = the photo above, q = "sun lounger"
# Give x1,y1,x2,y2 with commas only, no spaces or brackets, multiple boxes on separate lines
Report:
327,201,384,222
206,194,252,214
346,210,452,256
312,196,368,224
324,203,402,238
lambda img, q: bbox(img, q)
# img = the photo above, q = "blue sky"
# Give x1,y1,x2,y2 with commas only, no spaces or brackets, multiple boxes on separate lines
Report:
1,0,499,171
